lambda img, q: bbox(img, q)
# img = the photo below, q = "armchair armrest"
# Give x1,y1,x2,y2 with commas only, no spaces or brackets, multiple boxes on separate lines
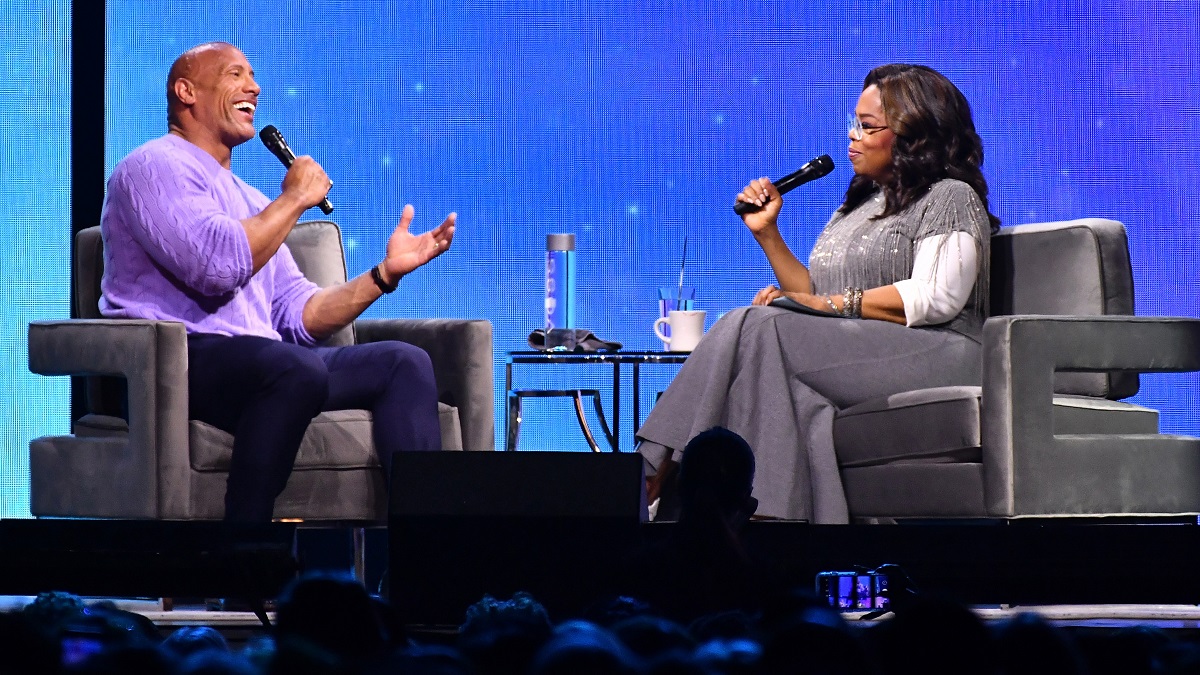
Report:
981,315,1200,516
355,318,495,451
28,319,192,516
30,319,187,377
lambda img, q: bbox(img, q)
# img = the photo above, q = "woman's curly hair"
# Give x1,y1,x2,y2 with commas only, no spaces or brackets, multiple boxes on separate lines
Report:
840,64,1000,232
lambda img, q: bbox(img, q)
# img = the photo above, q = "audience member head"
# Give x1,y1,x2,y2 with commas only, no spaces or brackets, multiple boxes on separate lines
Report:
371,643,475,675
33,600,161,670
177,650,260,675
758,585,829,635
760,602,875,675
992,612,1088,675
582,595,655,628
841,63,998,231
461,591,552,636
458,591,553,675
86,600,162,644
68,644,178,675
0,610,62,675
529,620,641,675
21,590,87,631
641,650,707,675
610,614,696,662
867,594,994,675
693,637,763,675
239,634,276,673
273,571,389,669
677,427,757,525
160,626,229,661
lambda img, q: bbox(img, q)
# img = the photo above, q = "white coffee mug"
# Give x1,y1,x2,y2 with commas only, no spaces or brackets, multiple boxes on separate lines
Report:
654,309,707,352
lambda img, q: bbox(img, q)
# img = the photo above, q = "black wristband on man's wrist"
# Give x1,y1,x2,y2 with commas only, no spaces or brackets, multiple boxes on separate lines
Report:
370,264,397,294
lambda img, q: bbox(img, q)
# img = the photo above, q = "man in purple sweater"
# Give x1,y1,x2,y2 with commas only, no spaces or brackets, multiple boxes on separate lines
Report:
100,42,457,522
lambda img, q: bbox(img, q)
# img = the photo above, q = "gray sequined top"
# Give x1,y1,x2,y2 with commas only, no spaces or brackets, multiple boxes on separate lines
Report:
808,179,992,342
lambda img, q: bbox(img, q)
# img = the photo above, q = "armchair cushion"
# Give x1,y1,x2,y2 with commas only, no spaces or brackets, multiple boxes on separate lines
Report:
835,386,982,468
835,386,1160,469
190,413,377,471
76,404,463,472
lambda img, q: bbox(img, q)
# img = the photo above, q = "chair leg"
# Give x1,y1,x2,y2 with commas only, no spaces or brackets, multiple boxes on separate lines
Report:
507,392,522,451
586,390,617,451
572,391,603,453
352,527,366,584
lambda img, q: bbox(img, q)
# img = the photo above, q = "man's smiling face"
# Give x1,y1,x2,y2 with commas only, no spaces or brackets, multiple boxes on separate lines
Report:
183,44,261,150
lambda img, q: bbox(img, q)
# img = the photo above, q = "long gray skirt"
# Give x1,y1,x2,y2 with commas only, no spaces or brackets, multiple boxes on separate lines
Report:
636,305,981,523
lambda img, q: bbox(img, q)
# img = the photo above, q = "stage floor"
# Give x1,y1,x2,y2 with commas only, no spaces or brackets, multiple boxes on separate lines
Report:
7,596,1200,632
10,519,1200,629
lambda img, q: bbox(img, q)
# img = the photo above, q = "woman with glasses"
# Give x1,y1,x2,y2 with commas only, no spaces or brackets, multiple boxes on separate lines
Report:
638,64,998,523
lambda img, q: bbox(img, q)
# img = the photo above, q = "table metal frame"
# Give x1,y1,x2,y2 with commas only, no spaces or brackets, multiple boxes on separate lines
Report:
504,350,689,452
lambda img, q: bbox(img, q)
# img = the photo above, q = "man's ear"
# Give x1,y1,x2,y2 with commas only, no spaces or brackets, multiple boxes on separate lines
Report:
172,78,196,106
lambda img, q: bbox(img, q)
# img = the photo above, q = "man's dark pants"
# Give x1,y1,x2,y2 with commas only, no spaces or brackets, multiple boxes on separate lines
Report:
186,334,442,522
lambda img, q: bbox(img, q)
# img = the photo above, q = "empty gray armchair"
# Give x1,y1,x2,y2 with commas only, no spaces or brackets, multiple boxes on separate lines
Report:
836,218,1200,519
28,220,494,522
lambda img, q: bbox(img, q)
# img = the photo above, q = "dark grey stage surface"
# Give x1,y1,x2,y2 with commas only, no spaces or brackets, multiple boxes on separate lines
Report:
5,517,1200,630
391,517,1200,627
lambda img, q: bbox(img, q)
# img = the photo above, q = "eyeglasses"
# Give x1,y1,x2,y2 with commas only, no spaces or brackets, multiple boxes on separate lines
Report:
847,114,890,141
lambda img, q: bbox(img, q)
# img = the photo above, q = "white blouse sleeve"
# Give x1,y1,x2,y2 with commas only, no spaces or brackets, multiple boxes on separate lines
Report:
892,231,978,327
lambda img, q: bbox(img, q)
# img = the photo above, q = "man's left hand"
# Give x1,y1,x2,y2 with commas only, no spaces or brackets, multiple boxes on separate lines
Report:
380,205,456,285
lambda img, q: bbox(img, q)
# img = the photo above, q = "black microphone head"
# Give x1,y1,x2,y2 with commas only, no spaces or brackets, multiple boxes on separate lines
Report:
771,154,836,194
808,154,835,178
259,125,295,166
259,124,281,145
733,154,836,214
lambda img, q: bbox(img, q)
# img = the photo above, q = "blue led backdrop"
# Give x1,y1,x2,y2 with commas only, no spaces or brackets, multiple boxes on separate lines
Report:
2,0,1199,515
0,0,71,518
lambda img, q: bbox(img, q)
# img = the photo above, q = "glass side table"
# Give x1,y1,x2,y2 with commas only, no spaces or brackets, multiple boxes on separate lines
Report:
504,350,689,452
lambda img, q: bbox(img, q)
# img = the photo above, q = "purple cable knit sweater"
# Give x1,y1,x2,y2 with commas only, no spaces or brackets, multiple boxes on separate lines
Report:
99,134,320,345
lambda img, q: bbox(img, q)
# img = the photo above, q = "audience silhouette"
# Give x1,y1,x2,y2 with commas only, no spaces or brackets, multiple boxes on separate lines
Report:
614,426,782,623
269,571,396,673
458,591,553,675
161,627,230,661
11,573,1200,674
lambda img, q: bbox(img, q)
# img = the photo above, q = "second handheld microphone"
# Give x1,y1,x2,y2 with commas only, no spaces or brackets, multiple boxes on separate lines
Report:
259,125,334,215
732,154,835,216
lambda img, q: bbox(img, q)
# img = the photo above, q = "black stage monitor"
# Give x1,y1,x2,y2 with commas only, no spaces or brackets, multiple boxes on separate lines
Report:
389,451,646,626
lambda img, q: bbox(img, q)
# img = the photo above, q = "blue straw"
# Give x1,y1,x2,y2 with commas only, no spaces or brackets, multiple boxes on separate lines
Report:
677,234,688,307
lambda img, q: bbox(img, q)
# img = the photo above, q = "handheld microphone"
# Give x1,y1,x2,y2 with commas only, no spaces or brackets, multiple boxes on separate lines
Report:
259,125,334,215
732,154,835,215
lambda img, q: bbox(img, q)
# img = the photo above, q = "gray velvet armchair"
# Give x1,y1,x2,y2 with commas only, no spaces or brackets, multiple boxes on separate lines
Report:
28,220,494,522
835,218,1200,519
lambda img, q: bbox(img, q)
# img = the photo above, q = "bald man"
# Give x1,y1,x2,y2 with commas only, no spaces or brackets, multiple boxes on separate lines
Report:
100,42,457,521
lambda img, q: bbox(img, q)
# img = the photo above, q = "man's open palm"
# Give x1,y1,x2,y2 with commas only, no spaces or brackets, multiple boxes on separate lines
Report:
382,204,456,280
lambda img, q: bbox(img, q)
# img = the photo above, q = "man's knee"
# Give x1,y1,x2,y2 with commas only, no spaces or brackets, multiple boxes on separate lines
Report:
273,346,331,406
375,341,435,384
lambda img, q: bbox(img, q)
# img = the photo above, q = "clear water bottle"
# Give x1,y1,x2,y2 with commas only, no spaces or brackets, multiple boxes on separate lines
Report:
545,233,577,350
